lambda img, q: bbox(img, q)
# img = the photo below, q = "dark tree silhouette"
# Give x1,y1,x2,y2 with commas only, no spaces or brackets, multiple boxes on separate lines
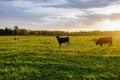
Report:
14,26,19,35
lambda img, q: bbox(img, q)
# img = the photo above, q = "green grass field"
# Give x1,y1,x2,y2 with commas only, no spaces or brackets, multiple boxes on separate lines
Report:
0,36,120,80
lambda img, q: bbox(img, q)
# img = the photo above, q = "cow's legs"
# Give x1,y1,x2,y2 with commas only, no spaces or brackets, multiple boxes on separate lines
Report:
68,41,70,44
100,44,103,46
59,43,61,47
111,42,113,46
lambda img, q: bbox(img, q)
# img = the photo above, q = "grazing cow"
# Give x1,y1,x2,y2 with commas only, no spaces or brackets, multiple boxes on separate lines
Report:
94,37,112,46
56,36,69,47
14,36,19,40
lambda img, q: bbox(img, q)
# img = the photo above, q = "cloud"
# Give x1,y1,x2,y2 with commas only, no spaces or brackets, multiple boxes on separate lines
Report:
0,1,53,22
42,0,120,9
1,0,120,31
75,14,108,28
75,13,120,28
75,13,120,29
2,0,65,4
109,13,120,21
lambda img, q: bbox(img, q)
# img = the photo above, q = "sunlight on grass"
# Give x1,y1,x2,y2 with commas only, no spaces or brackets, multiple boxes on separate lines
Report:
0,36,120,79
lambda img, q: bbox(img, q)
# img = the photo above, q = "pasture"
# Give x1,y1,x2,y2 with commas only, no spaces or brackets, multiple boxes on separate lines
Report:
0,36,120,80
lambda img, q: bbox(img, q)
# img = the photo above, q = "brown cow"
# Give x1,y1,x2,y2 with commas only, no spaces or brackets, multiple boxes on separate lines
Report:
94,37,112,46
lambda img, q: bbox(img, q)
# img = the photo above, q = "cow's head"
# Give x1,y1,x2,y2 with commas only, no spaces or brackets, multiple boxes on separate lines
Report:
95,40,102,46
96,41,99,45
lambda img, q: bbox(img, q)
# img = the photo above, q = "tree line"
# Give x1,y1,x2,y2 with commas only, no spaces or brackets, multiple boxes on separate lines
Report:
0,26,120,36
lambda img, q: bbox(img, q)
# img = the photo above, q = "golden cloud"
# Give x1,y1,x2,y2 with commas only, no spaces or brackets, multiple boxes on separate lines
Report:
109,13,120,21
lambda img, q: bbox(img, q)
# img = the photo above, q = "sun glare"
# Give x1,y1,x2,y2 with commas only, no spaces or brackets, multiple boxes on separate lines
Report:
99,20,120,31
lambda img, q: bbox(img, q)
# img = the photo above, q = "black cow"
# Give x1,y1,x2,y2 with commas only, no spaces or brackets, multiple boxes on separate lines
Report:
56,36,69,47
95,37,112,46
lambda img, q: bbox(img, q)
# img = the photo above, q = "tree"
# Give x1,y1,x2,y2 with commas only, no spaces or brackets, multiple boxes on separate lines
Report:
33,31,39,36
5,27,14,35
0,29,5,35
14,26,19,35
19,29,30,36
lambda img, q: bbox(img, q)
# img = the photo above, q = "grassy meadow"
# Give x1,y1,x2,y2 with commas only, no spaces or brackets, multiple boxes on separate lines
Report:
0,36,120,80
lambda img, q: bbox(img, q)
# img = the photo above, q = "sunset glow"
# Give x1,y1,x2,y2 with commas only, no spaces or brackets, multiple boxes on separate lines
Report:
0,0,120,31
98,20,120,31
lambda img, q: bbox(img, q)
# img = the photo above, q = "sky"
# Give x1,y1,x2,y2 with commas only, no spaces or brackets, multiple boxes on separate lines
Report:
1,0,120,31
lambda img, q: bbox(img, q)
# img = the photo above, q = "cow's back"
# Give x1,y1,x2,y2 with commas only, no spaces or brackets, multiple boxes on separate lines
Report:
98,37,112,43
